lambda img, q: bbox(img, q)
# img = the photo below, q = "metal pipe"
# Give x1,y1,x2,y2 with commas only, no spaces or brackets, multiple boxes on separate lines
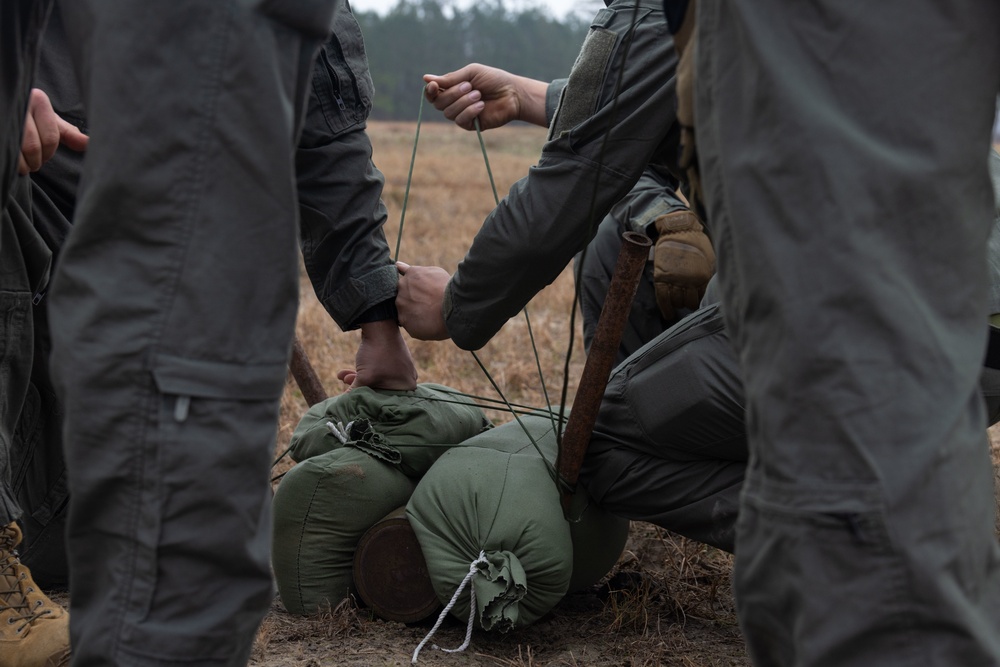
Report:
557,231,652,518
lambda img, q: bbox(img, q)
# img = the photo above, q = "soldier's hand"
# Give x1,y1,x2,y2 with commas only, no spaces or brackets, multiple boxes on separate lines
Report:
19,88,88,175
652,210,715,322
423,64,547,130
395,262,452,341
338,320,418,391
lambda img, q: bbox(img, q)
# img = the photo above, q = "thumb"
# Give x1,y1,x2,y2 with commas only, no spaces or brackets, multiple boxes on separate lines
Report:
396,261,411,274
58,118,88,152
336,369,357,390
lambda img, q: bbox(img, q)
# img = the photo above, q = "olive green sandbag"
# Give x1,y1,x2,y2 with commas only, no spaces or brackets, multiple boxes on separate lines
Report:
272,447,417,615
288,383,491,477
407,445,572,632
407,416,630,631
456,414,630,593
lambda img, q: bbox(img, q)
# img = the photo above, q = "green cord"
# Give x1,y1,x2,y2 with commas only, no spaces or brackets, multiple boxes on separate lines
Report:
473,117,559,436
394,89,425,262
471,351,559,482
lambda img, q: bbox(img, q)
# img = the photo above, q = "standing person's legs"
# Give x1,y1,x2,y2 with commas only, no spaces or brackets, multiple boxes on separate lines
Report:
0,4,52,506
49,2,330,664
0,7,69,666
697,1,1000,664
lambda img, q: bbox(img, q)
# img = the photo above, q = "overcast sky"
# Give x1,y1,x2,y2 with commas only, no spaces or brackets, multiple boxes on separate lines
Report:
350,0,605,21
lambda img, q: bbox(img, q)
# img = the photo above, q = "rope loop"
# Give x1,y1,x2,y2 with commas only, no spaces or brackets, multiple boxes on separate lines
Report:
411,550,488,664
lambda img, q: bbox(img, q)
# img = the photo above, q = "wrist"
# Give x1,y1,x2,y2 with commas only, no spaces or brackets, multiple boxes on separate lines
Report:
359,318,402,342
514,75,549,128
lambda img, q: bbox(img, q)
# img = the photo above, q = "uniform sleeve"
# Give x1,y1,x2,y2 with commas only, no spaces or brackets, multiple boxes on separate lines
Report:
443,5,680,350
296,14,397,331
607,167,686,237
545,79,567,128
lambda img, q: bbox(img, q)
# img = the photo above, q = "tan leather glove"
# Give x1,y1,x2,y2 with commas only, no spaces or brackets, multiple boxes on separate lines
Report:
652,210,716,322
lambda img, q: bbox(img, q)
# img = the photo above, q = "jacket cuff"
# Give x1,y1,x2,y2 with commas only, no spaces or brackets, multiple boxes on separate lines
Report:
351,298,398,327
545,79,568,128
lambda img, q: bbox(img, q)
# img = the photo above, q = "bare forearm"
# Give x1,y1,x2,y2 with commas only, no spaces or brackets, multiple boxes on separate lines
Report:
512,75,549,127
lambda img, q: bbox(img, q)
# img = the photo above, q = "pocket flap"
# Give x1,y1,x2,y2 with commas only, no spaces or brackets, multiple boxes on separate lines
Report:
152,352,287,401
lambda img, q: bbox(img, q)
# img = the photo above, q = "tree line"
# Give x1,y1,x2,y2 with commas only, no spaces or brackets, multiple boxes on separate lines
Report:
355,0,590,120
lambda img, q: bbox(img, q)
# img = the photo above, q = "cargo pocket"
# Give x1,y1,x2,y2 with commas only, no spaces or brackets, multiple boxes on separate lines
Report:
303,9,374,142
734,474,916,665
118,352,286,661
151,351,288,417
620,304,740,454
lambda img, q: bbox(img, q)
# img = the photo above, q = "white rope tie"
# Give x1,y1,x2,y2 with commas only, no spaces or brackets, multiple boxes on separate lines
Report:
411,550,488,664
325,420,353,444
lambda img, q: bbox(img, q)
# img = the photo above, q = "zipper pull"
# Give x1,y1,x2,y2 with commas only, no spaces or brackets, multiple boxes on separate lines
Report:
334,94,347,111
32,290,45,305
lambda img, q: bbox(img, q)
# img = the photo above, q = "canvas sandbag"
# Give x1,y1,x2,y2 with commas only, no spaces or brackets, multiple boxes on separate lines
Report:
271,446,416,615
406,445,573,632
454,414,631,594
407,415,630,630
288,383,490,477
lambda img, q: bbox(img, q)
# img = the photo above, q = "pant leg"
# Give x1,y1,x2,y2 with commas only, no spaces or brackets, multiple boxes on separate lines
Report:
0,181,36,527
697,1,1000,665
48,2,330,665
580,304,746,552
12,273,69,589
0,0,52,529
11,161,78,590
576,215,667,365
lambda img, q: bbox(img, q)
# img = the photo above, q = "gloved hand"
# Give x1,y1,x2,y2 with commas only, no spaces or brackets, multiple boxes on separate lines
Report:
652,210,715,322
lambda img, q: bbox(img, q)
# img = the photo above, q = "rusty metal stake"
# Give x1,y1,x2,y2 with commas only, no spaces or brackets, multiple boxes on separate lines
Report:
288,335,328,407
558,231,652,518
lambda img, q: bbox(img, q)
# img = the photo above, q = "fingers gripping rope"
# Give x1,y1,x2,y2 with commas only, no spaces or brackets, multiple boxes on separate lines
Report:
411,550,488,664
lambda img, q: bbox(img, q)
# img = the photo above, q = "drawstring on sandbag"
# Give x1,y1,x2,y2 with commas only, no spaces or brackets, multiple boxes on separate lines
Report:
411,550,488,664
325,420,354,444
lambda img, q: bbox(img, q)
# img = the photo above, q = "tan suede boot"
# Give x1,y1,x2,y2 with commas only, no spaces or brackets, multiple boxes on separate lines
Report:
0,522,70,667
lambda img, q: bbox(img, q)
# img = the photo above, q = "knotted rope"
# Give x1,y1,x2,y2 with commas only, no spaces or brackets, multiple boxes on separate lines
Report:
411,550,488,664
